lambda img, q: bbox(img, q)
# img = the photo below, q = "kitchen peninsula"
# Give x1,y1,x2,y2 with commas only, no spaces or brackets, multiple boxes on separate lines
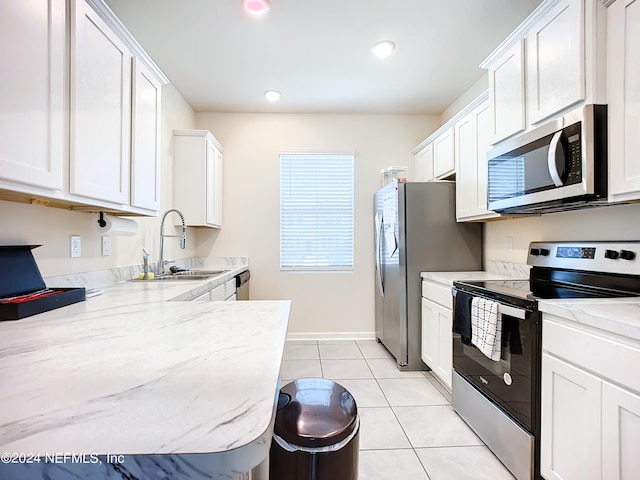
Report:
0,275,290,479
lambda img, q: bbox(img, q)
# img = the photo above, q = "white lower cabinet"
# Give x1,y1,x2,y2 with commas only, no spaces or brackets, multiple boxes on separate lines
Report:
602,382,640,479
541,353,601,480
541,313,640,480
421,280,453,390
192,279,237,302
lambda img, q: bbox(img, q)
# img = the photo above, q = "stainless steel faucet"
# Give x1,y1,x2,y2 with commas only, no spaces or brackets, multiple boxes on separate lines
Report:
158,209,187,274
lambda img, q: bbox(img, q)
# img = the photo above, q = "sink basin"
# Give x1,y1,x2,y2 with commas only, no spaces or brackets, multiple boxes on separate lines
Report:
132,269,229,281
154,274,215,281
171,270,227,276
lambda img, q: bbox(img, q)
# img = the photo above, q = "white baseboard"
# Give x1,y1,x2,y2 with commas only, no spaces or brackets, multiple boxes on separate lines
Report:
286,331,376,342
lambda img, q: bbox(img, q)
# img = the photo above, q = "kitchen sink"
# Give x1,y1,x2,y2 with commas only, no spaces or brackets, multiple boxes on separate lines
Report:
132,269,228,281
170,270,227,276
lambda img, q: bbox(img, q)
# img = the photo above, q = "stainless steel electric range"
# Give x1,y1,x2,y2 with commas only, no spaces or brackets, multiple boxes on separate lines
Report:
451,241,640,480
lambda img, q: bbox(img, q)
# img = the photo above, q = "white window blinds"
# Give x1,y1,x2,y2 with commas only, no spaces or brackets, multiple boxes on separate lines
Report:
280,153,354,271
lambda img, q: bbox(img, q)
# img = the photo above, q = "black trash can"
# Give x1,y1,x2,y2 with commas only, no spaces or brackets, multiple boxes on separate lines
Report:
270,378,359,480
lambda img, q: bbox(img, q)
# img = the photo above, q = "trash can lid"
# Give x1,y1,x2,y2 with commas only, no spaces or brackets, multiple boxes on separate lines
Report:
274,378,358,448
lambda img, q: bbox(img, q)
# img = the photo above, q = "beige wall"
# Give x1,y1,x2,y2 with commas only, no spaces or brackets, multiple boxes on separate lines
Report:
485,202,640,264
194,112,438,334
0,83,196,277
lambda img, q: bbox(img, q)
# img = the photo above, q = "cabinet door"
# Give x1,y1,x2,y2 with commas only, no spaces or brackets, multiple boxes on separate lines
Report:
131,58,162,211
415,143,434,182
436,300,453,390
421,298,452,390
433,127,455,179
0,0,65,190
70,0,132,204
205,143,223,227
527,0,585,125
489,39,526,143
541,353,602,480
602,382,640,480
455,111,476,220
421,298,439,370
607,0,640,201
455,100,499,222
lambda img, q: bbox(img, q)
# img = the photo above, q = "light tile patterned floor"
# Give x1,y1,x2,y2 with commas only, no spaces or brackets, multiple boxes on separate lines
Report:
281,339,515,480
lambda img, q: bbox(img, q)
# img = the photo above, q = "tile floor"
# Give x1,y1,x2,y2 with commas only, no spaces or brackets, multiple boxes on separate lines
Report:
281,339,515,480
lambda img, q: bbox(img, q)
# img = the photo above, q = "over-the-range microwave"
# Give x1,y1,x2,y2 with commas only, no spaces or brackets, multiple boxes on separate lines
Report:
487,104,608,215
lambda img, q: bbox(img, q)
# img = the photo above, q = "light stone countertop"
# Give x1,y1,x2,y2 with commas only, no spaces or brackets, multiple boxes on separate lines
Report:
420,270,528,286
538,297,640,342
0,267,290,480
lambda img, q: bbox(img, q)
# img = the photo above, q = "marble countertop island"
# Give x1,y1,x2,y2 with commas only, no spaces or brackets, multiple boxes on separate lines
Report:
0,268,290,480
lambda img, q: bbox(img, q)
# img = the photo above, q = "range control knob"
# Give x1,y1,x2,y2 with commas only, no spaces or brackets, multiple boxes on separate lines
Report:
530,248,540,256
604,249,620,260
620,250,636,261
539,248,550,256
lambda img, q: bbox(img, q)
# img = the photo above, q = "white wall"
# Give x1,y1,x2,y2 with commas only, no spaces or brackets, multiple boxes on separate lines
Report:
194,112,438,335
0,83,196,277
485,202,640,264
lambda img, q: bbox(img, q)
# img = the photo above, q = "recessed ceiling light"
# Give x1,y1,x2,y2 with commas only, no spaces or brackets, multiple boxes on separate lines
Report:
264,90,281,102
242,0,271,16
371,40,396,59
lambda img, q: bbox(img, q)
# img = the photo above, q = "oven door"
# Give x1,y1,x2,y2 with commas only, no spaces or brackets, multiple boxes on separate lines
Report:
452,294,541,433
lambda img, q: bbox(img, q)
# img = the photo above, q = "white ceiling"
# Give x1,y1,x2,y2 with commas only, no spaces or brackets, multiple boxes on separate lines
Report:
104,0,543,115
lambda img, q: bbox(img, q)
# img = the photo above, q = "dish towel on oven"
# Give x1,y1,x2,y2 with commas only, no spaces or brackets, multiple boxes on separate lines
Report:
471,297,502,361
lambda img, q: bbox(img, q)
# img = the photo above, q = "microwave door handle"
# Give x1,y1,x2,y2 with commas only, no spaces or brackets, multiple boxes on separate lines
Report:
547,131,564,187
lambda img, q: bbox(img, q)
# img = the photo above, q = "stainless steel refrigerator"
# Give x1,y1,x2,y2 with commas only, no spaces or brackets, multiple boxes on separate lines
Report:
374,181,482,370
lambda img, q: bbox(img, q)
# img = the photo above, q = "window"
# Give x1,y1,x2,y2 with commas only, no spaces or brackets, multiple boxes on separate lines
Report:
280,153,354,271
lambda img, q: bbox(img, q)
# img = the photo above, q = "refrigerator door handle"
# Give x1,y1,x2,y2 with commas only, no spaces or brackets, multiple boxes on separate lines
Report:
375,217,384,296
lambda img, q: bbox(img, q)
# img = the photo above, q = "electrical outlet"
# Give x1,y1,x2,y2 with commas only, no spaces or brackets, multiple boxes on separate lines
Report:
505,236,513,251
102,236,111,256
70,235,81,258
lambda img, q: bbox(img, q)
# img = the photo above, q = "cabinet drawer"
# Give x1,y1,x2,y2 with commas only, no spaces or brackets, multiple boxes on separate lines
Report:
421,280,453,309
543,315,640,394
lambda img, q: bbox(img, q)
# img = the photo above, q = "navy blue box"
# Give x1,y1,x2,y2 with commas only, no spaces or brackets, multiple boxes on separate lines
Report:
0,245,85,321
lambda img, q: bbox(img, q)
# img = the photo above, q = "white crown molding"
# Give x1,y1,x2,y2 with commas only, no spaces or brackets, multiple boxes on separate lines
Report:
85,0,169,85
412,90,489,154
480,0,562,69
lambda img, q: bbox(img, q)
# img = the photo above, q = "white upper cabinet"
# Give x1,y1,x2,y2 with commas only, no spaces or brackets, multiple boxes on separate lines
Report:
526,0,585,125
607,0,640,202
70,0,132,205
455,96,500,222
414,143,434,182
130,58,163,211
481,0,606,145
0,0,65,191
433,127,455,179
174,130,224,228
0,0,168,215
487,39,526,143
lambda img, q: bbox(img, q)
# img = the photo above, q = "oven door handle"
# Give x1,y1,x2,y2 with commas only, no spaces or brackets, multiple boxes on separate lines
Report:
498,304,527,320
